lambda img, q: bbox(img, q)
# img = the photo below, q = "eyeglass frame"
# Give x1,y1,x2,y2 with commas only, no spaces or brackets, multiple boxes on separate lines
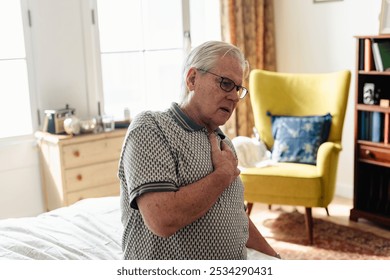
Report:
197,69,249,99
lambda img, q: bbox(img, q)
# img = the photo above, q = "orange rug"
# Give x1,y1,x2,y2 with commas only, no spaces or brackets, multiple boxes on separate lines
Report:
262,210,390,260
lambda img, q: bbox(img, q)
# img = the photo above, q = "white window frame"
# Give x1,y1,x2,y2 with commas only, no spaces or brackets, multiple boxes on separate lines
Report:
82,0,221,118
22,0,39,133
0,0,38,142
80,0,104,119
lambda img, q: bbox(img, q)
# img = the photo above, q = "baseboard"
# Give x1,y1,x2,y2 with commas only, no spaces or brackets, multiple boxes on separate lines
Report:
336,182,353,200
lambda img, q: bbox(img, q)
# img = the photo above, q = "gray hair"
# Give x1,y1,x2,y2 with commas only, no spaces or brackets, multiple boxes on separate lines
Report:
180,41,249,103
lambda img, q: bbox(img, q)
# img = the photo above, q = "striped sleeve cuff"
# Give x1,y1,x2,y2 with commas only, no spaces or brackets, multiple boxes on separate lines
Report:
129,182,178,209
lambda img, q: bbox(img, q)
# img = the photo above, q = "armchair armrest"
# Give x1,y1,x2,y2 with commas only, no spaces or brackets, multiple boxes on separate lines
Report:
316,141,342,206
316,141,342,174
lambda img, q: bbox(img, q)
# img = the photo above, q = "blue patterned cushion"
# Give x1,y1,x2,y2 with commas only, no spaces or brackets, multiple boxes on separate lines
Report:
268,112,332,165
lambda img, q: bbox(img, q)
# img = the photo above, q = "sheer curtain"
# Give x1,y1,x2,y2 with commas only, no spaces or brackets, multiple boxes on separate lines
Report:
220,0,276,138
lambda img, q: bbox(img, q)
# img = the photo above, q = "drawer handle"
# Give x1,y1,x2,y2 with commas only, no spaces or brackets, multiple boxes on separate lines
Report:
73,150,80,157
365,150,374,158
76,174,83,181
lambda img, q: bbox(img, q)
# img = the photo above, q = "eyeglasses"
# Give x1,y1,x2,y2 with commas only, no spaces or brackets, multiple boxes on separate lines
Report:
198,69,248,99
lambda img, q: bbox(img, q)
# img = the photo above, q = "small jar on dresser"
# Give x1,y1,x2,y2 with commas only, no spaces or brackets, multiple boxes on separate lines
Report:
35,129,127,211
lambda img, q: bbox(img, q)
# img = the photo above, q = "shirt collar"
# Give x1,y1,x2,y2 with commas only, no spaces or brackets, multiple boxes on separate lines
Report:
170,102,226,139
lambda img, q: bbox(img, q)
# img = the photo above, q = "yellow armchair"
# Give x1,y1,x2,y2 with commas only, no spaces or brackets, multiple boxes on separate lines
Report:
240,69,351,244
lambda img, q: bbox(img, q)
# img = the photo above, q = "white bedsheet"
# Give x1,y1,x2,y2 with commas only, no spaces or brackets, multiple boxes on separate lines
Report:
0,196,276,260
0,196,122,260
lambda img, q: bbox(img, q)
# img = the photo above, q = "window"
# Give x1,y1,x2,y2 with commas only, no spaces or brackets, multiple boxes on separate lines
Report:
95,0,221,120
0,0,33,138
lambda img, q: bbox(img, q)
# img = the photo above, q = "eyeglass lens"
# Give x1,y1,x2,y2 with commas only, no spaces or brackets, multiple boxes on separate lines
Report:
220,77,247,98
199,69,248,99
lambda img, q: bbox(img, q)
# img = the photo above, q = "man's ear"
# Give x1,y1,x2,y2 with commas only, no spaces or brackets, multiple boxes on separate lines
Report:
186,68,197,90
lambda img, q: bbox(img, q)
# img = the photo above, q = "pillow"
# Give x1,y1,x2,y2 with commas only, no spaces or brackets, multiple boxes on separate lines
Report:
231,136,270,168
268,112,332,165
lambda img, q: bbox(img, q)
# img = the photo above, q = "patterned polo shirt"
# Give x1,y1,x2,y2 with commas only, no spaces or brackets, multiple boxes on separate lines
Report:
118,102,249,260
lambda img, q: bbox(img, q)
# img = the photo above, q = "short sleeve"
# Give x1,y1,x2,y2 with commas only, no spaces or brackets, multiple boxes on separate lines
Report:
120,117,179,209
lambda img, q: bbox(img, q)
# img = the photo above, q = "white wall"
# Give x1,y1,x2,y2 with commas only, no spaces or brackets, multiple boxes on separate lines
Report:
0,0,93,219
274,0,383,199
0,0,384,218
0,136,44,218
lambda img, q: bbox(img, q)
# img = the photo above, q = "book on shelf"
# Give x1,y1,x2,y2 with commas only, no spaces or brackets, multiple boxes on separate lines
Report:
359,39,365,70
364,38,373,71
371,39,390,71
371,112,382,142
372,42,384,71
359,111,369,140
359,111,383,142
377,40,390,71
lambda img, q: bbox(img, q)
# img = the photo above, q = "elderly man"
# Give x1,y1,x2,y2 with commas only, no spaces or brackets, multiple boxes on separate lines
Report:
119,41,279,260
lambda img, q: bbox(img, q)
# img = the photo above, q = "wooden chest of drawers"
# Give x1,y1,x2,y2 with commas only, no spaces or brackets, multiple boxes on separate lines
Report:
36,129,127,211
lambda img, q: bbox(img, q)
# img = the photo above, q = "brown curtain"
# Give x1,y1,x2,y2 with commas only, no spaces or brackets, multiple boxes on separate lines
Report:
220,0,277,138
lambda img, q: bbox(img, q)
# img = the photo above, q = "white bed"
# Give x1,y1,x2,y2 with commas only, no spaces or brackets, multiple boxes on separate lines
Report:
0,196,122,260
0,196,275,260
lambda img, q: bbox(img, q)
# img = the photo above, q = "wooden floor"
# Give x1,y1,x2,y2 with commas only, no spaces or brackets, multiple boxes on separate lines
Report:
249,196,390,239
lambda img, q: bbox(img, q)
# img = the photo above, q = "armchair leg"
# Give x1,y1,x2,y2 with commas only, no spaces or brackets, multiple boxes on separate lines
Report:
304,207,314,245
325,207,330,216
246,203,253,215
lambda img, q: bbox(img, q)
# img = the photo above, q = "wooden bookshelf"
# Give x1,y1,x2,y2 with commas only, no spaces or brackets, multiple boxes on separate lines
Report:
350,35,390,227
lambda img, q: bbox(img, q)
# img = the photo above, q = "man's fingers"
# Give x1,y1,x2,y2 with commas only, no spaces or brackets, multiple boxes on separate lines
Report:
220,140,235,157
220,140,230,151
208,133,220,152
